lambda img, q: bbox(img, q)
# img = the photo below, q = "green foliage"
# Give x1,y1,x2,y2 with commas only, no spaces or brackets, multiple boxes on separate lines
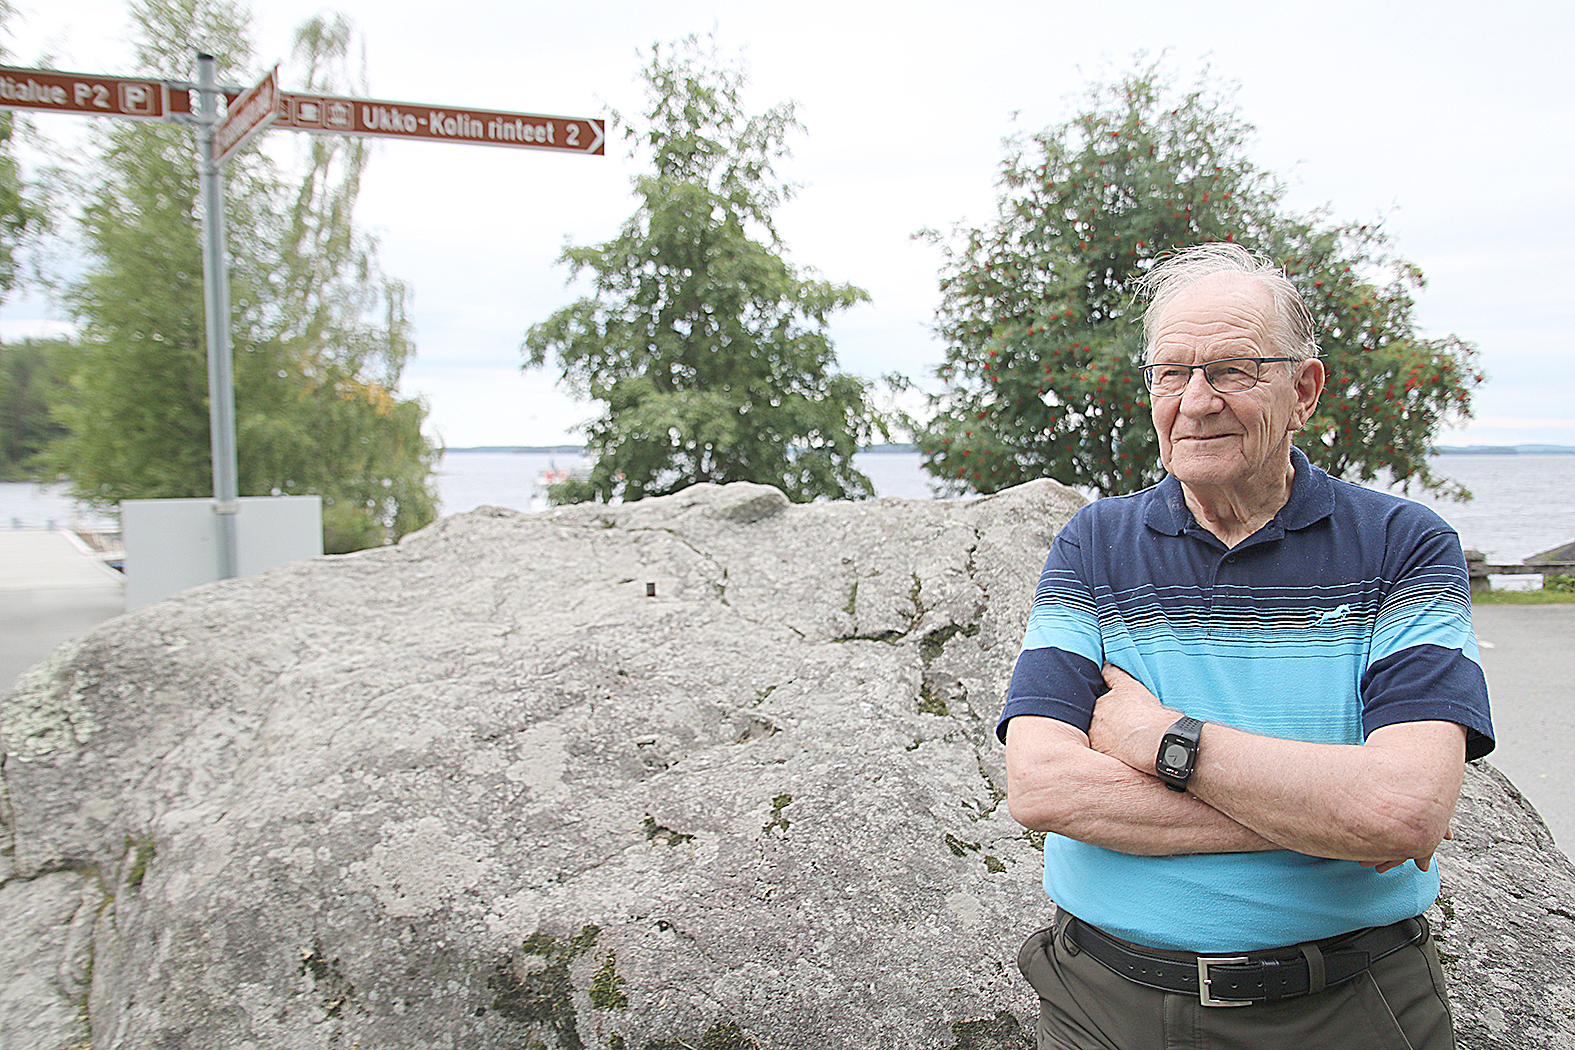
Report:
0,1,58,481
525,35,878,504
47,3,437,550
0,108,40,297
917,60,1482,498
0,1,44,297
0,337,78,479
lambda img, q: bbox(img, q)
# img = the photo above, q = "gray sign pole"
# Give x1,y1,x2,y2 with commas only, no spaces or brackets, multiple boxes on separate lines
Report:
196,52,240,578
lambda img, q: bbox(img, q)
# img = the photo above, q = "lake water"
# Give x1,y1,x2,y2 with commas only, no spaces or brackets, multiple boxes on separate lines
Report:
428,450,1575,567
5,451,1573,568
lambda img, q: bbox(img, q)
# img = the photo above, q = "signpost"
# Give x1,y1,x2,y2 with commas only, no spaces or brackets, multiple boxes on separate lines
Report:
1,54,604,580
196,55,242,577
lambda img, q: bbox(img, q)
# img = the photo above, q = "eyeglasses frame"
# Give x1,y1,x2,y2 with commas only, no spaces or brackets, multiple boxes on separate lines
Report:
1139,356,1299,397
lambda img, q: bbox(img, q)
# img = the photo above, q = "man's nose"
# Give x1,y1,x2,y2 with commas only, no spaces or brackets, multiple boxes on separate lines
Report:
1177,367,1223,412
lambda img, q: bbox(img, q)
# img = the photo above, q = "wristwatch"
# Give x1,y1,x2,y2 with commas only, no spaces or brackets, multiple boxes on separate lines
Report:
1155,716,1205,792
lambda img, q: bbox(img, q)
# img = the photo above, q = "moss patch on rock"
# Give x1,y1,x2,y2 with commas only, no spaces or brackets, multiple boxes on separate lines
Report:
589,950,629,1010
646,1020,760,1050
488,925,602,1049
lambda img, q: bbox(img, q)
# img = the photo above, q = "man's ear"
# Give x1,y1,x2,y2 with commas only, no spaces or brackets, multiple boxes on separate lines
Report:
1291,359,1327,431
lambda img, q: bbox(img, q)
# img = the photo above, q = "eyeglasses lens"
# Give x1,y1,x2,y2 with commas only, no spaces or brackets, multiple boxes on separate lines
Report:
1145,359,1261,395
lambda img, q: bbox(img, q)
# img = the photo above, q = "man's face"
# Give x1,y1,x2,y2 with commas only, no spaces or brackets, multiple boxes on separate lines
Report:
1148,272,1324,497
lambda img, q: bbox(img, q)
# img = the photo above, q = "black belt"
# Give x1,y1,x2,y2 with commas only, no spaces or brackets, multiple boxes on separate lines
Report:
1062,912,1427,1007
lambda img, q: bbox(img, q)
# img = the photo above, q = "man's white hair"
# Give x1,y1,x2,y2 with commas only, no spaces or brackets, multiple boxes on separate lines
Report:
1136,243,1321,364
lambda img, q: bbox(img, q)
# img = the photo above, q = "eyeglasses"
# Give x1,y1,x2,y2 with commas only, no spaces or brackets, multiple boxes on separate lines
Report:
1139,356,1297,396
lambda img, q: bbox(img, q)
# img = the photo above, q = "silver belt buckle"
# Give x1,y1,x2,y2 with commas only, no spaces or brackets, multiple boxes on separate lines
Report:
1197,955,1252,1007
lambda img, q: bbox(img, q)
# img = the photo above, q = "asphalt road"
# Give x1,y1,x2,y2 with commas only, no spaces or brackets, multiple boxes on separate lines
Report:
1469,603,1575,856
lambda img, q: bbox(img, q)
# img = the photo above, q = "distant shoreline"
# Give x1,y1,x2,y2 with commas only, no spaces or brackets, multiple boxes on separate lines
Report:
444,445,591,455
1432,445,1575,456
443,443,924,455
443,443,1575,456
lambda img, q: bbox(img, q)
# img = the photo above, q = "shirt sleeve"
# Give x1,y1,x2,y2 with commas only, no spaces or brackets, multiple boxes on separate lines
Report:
1360,522,1495,760
996,513,1108,743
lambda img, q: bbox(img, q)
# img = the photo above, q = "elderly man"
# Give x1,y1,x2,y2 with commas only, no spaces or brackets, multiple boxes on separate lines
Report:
1001,243,1493,1050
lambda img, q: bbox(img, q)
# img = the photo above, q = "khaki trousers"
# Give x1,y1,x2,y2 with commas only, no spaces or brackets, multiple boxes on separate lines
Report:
1017,911,1456,1050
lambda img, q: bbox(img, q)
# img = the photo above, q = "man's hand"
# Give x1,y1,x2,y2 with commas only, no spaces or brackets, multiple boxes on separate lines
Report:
1359,825,1453,874
1088,664,1183,774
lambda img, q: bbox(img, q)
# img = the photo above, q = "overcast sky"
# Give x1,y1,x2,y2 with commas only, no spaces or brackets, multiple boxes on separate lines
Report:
5,0,1572,449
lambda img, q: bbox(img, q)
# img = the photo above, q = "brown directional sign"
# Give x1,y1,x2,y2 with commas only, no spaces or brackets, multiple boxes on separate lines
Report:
278,92,605,155
0,64,168,119
215,67,279,164
0,63,602,158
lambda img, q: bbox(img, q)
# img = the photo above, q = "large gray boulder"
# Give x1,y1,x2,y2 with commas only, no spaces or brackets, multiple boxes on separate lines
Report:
1,481,1571,1050
1430,763,1575,1049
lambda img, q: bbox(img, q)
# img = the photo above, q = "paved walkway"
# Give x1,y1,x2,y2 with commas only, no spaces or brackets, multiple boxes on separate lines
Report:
0,530,125,688
1470,603,1575,856
1,531,1570,856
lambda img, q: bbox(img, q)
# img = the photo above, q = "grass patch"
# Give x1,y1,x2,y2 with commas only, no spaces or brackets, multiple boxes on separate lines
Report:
1474,572,1575,604
1472,588,1575,605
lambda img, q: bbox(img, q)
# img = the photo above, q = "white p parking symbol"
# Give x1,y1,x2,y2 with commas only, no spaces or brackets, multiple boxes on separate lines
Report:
119,82,155,115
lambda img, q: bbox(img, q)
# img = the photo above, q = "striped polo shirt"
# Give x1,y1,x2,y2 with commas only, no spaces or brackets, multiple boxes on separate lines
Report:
999,448,1494,952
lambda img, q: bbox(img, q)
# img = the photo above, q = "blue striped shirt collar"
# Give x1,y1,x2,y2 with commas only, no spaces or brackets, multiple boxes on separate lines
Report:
1143,446,1336,539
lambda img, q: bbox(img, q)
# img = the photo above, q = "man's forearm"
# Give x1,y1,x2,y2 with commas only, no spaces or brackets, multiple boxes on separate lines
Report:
1177,720,1463,866
1091,665,1466,867
1004,715,1279,856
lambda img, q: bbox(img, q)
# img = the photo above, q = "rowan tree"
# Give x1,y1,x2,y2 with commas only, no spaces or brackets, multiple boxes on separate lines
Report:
917,62,1482,499
524,35,878,504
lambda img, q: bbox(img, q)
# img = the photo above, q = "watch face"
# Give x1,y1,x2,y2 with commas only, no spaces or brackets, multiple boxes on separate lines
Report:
1157,718,1201,790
